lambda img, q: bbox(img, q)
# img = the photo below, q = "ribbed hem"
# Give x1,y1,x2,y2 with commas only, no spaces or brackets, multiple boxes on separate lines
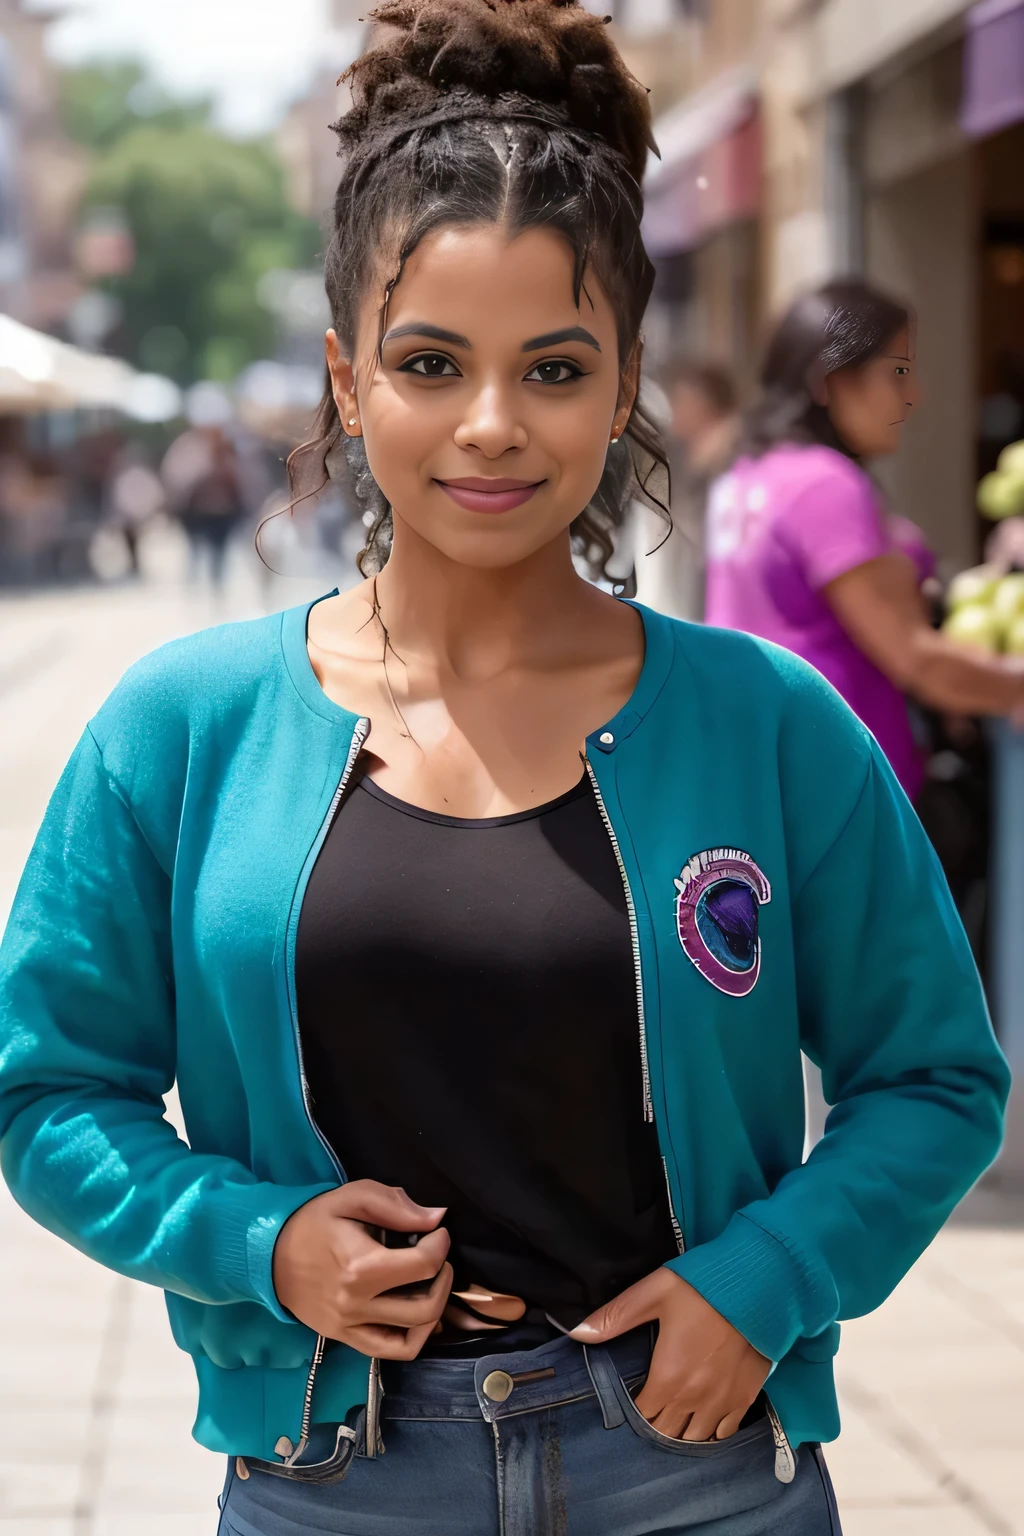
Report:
665,1210,836,1364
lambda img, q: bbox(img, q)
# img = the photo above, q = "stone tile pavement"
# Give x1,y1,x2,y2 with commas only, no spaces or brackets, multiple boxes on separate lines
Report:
0,565,1021,1534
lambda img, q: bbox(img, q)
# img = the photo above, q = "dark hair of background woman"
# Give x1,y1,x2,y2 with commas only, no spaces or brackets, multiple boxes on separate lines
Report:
740,279,912,461
285,0,670,579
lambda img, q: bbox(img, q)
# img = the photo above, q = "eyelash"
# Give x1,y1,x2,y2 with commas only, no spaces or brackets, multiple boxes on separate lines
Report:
396,352,587,385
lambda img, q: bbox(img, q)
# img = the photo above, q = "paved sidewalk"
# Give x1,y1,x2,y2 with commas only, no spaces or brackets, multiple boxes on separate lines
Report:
0,571,1021,1534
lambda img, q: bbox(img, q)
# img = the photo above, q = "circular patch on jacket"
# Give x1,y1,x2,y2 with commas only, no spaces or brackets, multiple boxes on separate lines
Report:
674,848,772,997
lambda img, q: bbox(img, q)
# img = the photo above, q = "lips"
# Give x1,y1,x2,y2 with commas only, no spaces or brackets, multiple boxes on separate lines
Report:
436,476,544,514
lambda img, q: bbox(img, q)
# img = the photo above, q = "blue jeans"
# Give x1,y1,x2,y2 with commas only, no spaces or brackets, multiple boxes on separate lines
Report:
218,1328,842,1535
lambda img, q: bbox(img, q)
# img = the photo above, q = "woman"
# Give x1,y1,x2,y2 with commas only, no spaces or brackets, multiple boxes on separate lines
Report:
705,281,1024,802
0,7,1008,1535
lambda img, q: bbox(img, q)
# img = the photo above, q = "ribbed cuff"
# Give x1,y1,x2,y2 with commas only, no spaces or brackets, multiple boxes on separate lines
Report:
212,1182,335,1322
665,1210,835,1364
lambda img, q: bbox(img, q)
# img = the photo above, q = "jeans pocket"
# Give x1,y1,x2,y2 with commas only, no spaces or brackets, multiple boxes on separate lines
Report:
617,1378,774,1459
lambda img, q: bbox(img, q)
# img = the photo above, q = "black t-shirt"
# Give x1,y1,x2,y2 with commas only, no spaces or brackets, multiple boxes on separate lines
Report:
295,768,676,1333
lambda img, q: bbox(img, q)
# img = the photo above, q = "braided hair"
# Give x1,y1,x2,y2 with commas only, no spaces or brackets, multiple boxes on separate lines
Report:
288,0,670,577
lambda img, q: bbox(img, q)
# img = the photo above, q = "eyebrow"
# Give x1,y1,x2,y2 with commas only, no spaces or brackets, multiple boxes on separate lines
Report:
522,326,601,353
380,321,603,354
381,322,470,348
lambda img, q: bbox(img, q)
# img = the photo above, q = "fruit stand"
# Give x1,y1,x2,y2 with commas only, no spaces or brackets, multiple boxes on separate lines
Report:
941,440,1024,1155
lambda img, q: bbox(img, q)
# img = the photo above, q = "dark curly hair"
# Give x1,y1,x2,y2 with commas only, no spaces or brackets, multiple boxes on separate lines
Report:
286,0,669,578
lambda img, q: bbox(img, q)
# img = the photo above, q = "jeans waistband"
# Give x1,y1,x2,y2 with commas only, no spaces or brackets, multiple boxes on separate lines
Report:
380,1324,655,1424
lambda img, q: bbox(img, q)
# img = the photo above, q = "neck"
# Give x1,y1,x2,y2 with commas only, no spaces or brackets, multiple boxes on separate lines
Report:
372,516,604,680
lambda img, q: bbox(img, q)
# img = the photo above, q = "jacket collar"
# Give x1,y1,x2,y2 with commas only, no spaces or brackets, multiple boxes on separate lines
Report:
281,591,364,731
586,601,677,755
282,591,676,749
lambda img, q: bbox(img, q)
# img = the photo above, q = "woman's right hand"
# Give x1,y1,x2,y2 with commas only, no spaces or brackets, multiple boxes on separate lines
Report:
272,1180,452,1358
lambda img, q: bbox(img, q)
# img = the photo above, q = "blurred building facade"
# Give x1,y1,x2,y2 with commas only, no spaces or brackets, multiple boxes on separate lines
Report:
276,0,367,230
614,1,762,389
0,0,87,332
614,0,1024,574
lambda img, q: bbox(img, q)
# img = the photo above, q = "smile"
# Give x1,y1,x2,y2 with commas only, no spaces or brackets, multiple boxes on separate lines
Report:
436,477,544,514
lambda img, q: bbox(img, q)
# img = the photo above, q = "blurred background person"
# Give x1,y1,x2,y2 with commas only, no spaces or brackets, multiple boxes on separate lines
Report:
105,442,165,578
633,358,738,621
705,280,1024,808
162,422,245,589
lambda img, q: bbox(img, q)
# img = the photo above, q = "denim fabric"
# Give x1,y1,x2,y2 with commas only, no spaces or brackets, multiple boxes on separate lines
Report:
218,1331,841,1536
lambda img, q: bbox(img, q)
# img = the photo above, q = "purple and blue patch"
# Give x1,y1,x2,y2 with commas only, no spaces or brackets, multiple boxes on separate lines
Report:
674,848,772,998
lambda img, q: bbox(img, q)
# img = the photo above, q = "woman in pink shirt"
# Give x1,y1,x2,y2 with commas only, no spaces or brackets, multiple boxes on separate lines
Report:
706,280,1024,802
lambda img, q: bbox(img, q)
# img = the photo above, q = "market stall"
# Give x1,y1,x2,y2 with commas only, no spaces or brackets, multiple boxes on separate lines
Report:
941,441,1024,1175
0,313,177,417
0,314,182,584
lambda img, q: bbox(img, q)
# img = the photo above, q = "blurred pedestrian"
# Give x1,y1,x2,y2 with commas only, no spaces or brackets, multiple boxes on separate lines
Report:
161,425,245,588
634,359,738,621
106,444,165,577
706,279,1024,803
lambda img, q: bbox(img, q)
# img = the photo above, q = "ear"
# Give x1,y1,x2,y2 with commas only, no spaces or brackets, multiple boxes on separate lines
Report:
326,329,361,436
613,341,643,439
807,361,830,409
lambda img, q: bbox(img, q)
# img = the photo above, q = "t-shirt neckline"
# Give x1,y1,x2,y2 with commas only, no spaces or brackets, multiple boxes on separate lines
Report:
357,771,590,829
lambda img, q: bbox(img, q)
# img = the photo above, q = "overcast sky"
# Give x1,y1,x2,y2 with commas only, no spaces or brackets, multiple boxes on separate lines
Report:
29,0,359,136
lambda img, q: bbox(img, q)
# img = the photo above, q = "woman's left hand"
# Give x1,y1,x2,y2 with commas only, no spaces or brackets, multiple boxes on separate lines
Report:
569,1266,770,1440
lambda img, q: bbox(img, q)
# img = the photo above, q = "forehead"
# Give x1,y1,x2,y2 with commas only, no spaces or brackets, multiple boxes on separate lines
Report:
882,324,912,359
368,223,617,347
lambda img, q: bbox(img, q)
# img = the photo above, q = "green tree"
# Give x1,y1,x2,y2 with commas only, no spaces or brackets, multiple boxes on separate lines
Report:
62,61,211,150
64,64,321,383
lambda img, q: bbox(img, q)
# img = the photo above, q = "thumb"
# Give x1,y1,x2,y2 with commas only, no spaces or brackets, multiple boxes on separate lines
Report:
568,1271,662,1344
329,1179,447,1232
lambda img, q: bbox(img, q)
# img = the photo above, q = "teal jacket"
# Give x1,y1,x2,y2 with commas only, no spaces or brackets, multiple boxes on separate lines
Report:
0,598,1009,1462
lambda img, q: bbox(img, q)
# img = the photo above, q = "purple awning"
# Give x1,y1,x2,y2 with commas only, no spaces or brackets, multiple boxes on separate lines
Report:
962,0,1024,139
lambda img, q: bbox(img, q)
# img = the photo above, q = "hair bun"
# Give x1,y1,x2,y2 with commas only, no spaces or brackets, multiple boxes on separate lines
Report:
342,0,655,183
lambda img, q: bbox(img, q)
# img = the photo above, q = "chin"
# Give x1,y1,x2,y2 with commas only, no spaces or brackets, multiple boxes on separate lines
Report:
423,527,569,571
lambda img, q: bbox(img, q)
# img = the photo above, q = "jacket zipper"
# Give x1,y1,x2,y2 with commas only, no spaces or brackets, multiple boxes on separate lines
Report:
283,717,375,1466
584,757,683,1253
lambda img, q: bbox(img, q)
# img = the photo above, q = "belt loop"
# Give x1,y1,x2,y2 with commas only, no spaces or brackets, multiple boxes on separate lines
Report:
583,1345,626,1430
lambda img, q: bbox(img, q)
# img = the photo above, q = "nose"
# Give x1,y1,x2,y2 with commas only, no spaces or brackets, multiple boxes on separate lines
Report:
453,381,528,459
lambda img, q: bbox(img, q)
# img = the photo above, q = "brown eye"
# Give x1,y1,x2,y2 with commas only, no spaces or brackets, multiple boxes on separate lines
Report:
525,360,583,385
400,353,460,378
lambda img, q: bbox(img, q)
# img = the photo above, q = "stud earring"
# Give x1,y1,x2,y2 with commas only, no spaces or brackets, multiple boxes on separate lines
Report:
610,434,620,444
348,418,358,427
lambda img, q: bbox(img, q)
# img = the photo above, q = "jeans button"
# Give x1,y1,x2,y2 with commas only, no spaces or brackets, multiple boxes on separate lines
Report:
482,1370,514,1403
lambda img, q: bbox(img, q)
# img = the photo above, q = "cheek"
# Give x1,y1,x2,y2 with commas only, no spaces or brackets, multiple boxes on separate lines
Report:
361,391,438,495
547,407,613,477
876,380,905,427
539,379,621,486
